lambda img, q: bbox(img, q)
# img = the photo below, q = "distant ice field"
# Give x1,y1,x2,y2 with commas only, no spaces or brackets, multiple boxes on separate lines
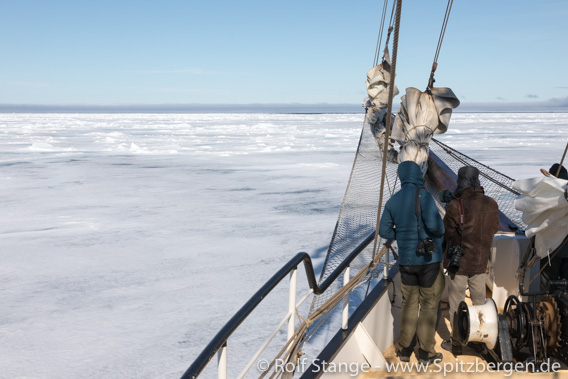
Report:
0,112,566,378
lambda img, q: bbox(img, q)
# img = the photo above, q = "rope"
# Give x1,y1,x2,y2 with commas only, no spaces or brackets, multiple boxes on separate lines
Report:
525,236,568,289
556,142,568,177
373,0,397,66
308,115,370,314
388,0,396,29
427,0,454,90
372,0,402,261
433,139,522,196
373,0,389,66
381,1,397,61
259,245,389,378
383,153,399,198
402,124,437,141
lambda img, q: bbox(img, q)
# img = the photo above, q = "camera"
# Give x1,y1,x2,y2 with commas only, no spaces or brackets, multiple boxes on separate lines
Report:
417,237,436,255
439,189,455,203
447,245,465,271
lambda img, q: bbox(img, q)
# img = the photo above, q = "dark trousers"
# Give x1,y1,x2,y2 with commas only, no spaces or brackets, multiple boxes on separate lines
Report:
397,262,444,355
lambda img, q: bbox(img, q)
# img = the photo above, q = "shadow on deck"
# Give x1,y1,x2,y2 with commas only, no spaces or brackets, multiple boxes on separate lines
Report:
359,297,568,378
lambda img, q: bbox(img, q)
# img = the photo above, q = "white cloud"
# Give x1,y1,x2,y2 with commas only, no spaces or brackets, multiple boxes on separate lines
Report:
128,67,213,75
459,95,568,112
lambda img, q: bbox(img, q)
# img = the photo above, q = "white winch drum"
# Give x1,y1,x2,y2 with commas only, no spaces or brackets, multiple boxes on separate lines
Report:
456,298,499,350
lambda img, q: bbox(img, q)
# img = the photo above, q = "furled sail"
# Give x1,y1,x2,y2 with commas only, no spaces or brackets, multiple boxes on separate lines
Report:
363,48,399,156
391,87,460,173
364,49,399,111
513,176,568,258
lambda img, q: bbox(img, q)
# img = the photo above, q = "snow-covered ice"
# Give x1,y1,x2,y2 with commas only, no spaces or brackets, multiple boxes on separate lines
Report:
0,112,566,378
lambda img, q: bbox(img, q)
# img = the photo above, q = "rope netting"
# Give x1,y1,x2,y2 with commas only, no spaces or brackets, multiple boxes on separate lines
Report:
430,138,527,231
307,119,398,314
308,119,527,314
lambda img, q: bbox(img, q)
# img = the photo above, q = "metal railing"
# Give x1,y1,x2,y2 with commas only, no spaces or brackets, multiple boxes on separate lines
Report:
181,231,376,379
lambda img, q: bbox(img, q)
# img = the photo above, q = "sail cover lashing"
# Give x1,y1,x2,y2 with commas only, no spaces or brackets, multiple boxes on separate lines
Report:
513,176,568,258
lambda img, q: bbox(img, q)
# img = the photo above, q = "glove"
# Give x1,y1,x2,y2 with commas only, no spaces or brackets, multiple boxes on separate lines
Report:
439,189,454,203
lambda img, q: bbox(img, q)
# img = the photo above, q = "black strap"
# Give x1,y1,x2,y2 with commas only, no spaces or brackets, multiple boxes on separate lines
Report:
414,186,424,240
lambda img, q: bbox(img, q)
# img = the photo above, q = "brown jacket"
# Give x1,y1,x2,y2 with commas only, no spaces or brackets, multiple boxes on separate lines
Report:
443,186,499,276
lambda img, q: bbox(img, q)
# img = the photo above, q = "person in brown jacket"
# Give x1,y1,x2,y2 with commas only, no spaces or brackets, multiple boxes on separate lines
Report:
440,166,500,355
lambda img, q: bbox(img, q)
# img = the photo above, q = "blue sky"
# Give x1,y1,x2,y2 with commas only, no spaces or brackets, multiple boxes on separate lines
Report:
1,0,567,110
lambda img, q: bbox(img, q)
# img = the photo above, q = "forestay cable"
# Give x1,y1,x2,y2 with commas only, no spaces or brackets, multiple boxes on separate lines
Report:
373,0,390,66
427,0,454,90
372,0,402,261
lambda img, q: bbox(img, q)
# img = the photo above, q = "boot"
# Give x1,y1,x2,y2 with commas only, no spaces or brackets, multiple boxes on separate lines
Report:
418,348,443,365
441,339,462,356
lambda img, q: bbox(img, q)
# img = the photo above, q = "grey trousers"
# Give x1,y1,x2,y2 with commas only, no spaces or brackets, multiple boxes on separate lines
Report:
447,272,486,338
398,263,445,355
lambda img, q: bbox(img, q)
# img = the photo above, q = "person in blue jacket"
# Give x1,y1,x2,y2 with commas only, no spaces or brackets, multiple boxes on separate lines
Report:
379,160,445,364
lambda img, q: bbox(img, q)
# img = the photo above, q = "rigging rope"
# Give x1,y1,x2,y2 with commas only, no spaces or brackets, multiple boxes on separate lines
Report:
372,0,402,261
556,142,568,177
373,0,397,67
373,0,389,66
259,245,388,378
427,0,454,90
525,237,568,290
435,139,521,195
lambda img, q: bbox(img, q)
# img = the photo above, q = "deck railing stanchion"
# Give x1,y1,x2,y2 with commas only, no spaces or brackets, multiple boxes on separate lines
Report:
288,268,297,340
342,265,350,330
218,342,227,379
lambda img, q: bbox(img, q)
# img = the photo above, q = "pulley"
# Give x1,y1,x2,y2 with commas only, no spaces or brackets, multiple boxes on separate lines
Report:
457,298,499,350
504,295,529,353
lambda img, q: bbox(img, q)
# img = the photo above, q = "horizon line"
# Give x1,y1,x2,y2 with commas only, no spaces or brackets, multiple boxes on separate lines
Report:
0,101,567,114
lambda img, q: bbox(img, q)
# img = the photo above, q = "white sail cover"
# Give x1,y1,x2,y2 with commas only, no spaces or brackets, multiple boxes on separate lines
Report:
391,87,460,173
363,48,400,157
364,50,399,111
513,176,568,258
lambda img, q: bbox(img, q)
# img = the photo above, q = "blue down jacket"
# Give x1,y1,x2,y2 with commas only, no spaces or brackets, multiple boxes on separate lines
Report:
379,161,444,266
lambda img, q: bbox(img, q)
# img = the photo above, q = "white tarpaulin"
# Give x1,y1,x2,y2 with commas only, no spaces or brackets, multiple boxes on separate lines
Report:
391,87,460,173
362,49,400,157
513,176,568,258
364,48,399,113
